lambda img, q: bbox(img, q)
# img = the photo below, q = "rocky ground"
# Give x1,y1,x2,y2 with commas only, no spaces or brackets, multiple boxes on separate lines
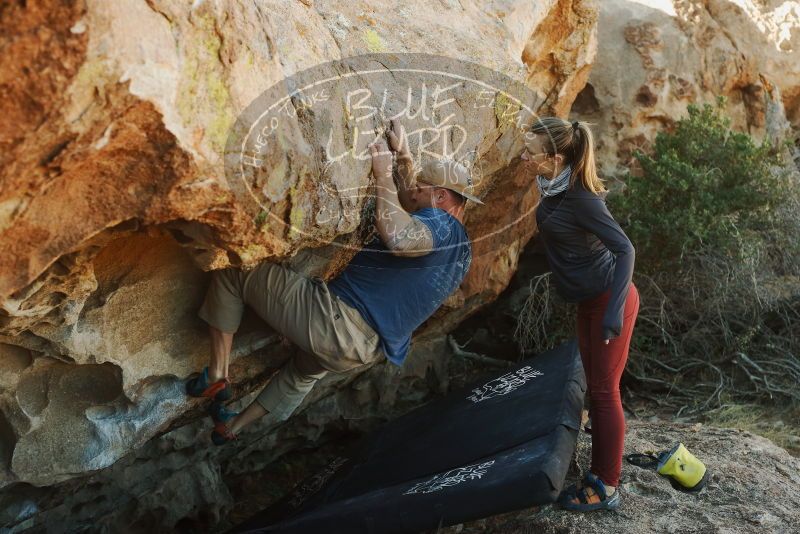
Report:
445,421,800,534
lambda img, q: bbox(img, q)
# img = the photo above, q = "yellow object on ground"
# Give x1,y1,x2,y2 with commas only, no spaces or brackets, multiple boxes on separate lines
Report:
657,443,708,492
626,442,709,493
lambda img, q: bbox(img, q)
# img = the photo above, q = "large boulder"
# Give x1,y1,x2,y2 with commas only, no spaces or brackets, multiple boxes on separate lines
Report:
0,0,599,487
578,0,800,177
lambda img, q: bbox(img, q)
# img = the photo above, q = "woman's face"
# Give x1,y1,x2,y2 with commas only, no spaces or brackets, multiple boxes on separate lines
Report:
520,134,559,179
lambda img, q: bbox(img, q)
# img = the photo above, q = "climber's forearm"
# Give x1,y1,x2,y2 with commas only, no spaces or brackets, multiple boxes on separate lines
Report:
375,172,413,242
395,153,415,211
374,173,432,257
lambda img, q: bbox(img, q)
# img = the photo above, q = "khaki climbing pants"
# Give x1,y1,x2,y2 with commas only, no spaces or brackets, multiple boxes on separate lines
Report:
197,261,384,420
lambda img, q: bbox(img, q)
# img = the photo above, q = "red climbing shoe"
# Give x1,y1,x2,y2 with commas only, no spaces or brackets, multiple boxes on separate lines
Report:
211,421,238,446
186,367,232,401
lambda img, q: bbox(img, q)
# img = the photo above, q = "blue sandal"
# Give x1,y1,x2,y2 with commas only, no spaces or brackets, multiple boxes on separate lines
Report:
558,472,620,512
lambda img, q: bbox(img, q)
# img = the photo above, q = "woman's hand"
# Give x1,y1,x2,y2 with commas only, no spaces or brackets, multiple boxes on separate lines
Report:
602,325,620,345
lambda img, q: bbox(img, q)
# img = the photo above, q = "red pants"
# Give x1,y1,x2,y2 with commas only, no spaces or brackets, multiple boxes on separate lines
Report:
577,282,640,487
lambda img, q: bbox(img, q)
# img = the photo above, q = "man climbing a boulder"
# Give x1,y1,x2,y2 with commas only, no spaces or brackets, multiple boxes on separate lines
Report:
186,120,481,445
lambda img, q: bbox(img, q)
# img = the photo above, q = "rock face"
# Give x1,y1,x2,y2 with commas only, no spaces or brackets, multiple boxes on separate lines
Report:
1,332,456,532
579,0,800,177
0,0,599,489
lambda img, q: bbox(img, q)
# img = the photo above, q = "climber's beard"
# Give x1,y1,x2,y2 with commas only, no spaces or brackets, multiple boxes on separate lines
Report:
405,184,435,213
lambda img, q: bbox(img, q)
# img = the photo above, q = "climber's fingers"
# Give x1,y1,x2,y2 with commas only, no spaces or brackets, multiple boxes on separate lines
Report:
386,130,400,149
369,140,393,156
388,119,408,153
369,141,394,178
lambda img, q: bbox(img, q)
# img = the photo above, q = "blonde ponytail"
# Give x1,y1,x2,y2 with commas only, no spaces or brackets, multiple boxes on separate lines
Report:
529,117,606,194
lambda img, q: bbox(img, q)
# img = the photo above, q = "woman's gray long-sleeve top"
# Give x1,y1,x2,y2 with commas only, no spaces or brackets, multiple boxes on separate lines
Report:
534,181,635,340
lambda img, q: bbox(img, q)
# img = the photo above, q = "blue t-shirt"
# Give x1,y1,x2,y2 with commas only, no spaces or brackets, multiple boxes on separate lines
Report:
328,208,472,366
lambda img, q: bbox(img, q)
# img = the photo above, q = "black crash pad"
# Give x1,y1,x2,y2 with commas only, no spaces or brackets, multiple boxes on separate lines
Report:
232,339,586,533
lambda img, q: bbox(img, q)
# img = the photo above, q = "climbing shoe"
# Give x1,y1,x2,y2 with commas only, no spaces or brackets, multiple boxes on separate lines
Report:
211,421,238,446
209,401,239,424
185,367,231,401
558,472,621,512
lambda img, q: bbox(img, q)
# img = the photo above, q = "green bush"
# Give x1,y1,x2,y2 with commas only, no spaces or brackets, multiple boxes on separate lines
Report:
611,97,800,410
609,96,796,271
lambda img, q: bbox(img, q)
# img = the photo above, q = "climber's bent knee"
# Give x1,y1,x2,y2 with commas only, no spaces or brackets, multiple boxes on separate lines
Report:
197,267,246,334
255,355,329,420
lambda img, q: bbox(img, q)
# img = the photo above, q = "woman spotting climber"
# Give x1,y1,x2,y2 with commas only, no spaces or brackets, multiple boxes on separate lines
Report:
520,117,639,511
